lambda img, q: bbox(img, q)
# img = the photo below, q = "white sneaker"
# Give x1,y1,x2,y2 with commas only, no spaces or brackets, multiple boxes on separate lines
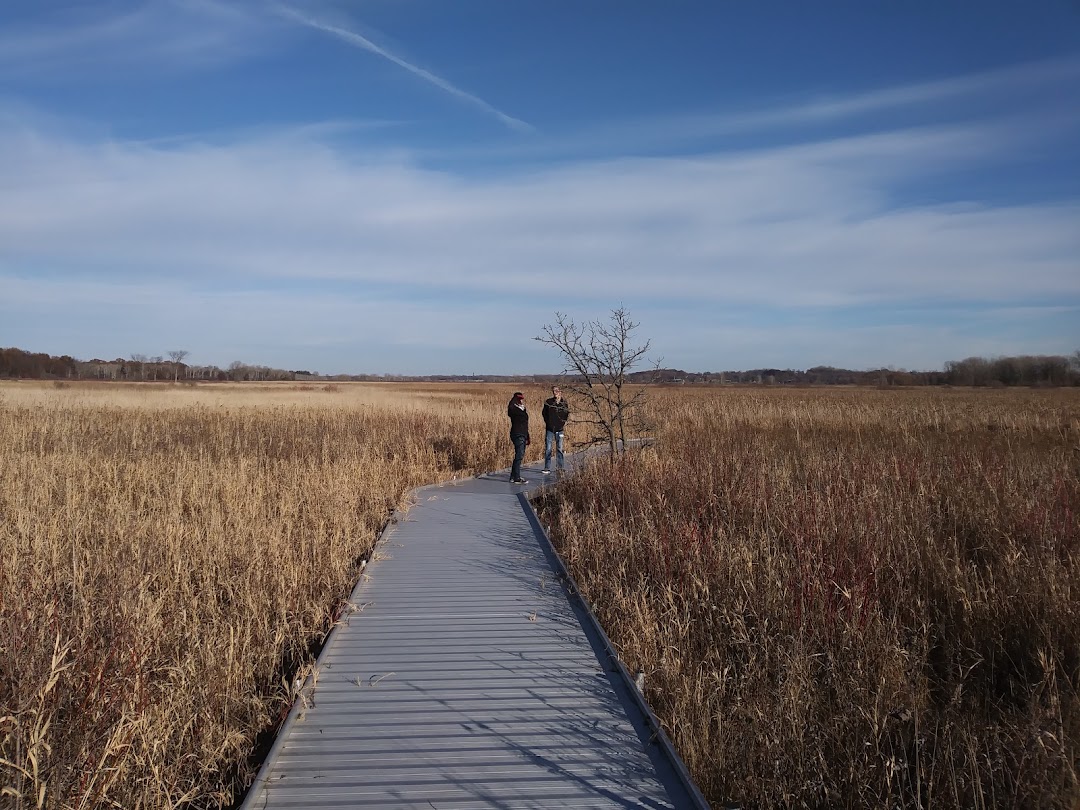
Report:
541,468,551,475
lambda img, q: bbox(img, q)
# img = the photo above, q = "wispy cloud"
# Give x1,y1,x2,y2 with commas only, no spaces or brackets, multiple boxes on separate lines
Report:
427,55,1080,164
0,0,270,78
2,117,1076,308
273,4,533,133
741,55,1080,126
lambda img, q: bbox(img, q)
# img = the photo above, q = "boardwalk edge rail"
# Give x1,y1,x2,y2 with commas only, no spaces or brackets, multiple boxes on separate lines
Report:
518,487,714,810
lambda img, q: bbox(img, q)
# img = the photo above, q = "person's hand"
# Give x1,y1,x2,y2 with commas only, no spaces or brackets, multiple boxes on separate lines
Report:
525,436,531,446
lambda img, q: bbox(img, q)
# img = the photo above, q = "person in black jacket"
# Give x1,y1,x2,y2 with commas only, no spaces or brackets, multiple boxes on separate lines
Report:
507,392,530,483
541,385,570,473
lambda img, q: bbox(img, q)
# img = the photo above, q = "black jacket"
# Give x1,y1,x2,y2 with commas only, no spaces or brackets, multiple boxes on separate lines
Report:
542,397,570,432
507,401,529,437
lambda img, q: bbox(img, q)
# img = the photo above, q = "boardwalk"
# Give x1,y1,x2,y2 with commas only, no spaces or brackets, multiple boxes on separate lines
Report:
241,456,707,809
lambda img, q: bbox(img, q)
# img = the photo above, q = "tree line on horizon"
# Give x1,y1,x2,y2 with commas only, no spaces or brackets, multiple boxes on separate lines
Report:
1,346,1078,388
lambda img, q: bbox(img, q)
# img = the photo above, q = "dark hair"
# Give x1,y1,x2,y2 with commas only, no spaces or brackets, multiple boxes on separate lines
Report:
512,392,524,398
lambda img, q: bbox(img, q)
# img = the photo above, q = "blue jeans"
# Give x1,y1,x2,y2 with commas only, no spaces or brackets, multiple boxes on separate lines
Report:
510,434,527,480
545,430,565,470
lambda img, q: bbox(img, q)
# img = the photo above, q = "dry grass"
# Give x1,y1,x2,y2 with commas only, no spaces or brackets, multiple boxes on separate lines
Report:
0,380,554,809
537,386,1080,809
5,380,1077,809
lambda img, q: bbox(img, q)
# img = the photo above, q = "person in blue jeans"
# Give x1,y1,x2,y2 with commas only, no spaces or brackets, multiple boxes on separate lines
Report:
541,385,570,474
507,391,530,483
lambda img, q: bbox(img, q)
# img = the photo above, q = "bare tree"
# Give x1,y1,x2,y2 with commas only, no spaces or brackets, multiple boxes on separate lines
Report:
167,350,189,382
535,307,657,462
228,361,248,382
129,353,147,381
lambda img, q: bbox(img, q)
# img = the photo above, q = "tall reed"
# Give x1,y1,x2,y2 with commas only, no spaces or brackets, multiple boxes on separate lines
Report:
0,382,539,809
539,387,1080,809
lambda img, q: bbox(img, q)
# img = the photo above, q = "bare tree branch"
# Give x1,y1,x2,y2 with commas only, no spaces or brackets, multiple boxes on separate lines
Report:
534,306,655,463
167,350,190,382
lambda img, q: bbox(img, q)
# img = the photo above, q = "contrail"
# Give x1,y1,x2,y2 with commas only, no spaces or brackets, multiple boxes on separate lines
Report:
275,4,533,133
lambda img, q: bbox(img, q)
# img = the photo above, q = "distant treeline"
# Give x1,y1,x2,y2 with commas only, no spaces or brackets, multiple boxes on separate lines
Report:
1,346,1078,387
640,353,1080,387
0,349,244,383
0,348,564,384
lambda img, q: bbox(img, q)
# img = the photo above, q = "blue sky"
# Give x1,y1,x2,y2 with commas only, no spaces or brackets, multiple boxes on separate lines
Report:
1,1,1078,375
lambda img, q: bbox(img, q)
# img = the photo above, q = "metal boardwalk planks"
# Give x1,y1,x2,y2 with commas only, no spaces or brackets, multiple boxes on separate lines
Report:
242,464,705,810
